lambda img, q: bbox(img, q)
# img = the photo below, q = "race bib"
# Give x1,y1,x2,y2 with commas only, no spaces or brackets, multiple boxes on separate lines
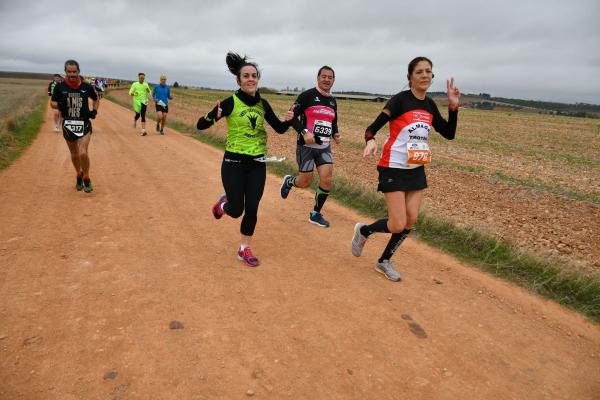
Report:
157,100,166,107
407,142,431,165
313,120,332,137
64,120,85,137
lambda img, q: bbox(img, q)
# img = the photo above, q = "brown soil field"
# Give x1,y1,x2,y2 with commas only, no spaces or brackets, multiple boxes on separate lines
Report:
109,88,600,277
0,97,599,399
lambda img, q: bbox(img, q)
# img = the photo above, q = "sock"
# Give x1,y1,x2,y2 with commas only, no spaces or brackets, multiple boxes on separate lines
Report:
378,229,411,263
360,219,390,237
313,186,329,212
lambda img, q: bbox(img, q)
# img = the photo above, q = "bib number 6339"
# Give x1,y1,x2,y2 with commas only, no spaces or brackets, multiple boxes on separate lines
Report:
407,142,431,165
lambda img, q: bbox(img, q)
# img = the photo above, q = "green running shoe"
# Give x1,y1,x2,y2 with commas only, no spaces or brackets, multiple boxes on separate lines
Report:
83,178,93,193
76,174,84,191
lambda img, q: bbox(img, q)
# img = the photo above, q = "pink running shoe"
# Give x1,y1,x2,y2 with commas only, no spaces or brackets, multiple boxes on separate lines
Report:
237,246,260,267
211,194,227,219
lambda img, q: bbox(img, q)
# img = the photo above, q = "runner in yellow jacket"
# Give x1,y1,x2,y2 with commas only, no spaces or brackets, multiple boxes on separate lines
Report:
129,73,152,136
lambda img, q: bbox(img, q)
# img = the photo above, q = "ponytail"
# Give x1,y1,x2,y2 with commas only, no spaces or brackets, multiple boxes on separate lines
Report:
226,52,260,80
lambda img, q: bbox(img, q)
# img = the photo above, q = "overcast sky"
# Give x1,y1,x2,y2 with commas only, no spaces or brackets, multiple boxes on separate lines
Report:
1,0,599,104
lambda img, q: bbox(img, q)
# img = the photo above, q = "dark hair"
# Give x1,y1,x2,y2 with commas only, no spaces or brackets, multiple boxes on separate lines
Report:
138,72,145,77
226,52,260,81
407,56,433,87
53,74,61,78
64,59,80,72
318,65,335,78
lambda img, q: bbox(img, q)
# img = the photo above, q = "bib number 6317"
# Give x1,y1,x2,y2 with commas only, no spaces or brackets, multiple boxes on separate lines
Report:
407,142,431,165
64,120,85,136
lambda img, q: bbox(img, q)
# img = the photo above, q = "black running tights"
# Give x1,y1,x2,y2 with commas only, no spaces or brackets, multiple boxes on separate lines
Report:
221,158,266,236
135,103,147,122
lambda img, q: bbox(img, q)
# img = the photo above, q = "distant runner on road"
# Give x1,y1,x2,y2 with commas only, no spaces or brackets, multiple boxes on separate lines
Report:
196,52,291,267
152,74,173,135
280,66,340,228
50,59,99,193
351,56,460,282
129,73,152,136
48,74,63,131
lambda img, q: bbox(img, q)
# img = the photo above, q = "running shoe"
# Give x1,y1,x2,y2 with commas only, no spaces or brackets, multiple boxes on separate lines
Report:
75,173,84,191
83,178,93,193
160,129,165,135
280,175,293,199
375,260,402,282
309,211,330,227
351,222,368,257
140,129,147,136
211,193,227,219
156,122,160,132
237,246,260,267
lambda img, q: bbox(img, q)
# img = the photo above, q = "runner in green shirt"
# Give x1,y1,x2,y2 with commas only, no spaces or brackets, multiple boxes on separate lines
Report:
129,72,152,136
196,52,291,267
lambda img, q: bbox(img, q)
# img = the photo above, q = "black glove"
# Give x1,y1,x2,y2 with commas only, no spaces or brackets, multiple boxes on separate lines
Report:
89,109,97,119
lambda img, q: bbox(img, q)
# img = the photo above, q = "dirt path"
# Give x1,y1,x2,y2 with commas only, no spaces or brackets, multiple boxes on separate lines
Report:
0,101,598,399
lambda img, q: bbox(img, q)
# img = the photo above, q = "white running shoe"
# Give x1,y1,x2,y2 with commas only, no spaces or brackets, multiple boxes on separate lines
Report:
140,129,147,136
375,260,402,282
351,223,368,257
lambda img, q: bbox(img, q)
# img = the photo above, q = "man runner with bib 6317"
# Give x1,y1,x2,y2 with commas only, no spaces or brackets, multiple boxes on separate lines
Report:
51,59,99,193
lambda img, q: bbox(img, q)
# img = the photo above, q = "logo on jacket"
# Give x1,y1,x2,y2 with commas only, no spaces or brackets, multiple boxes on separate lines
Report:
247,113,258,130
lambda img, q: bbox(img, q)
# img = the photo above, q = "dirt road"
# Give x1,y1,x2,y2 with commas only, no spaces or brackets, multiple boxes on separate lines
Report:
1,100,598,399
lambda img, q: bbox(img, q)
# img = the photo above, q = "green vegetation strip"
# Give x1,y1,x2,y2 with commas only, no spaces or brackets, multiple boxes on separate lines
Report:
0,93,47,171
106,93,600,323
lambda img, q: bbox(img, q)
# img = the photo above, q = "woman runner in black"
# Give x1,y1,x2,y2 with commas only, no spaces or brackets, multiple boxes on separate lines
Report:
351,56,460,281
197,52,291,267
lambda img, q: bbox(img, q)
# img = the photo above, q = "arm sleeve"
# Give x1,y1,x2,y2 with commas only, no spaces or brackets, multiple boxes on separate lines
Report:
430,99,457,140
364,112,390,142
262,100,291,134
196,96,234,130
128,84,135,95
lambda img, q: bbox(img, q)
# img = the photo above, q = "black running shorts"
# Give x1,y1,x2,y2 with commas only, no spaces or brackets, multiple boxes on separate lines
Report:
155,104,168,113
62,120,92,142
377,165,427,192
296,145,333,172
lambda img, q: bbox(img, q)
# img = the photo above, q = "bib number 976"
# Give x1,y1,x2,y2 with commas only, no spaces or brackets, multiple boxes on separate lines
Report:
407,142,431,165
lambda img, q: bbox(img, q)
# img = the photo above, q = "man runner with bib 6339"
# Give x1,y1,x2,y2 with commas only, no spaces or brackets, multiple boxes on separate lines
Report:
280,66,340,228
50,59,99,193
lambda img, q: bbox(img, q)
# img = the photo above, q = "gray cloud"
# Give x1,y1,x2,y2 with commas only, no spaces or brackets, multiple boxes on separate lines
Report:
1,0,599,103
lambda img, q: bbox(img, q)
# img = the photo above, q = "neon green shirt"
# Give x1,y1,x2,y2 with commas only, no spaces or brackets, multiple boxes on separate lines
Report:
225,94,267,156
129,82,151,103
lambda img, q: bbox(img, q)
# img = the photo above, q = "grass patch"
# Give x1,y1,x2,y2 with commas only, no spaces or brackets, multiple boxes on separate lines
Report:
105,94,600,323
0,93,47,171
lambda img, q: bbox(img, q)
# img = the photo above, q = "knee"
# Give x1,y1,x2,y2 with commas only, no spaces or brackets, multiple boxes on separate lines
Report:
405,215,418,229
319,174,332,188
387,218,407,233
295,175,311,188
225,204,244,219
